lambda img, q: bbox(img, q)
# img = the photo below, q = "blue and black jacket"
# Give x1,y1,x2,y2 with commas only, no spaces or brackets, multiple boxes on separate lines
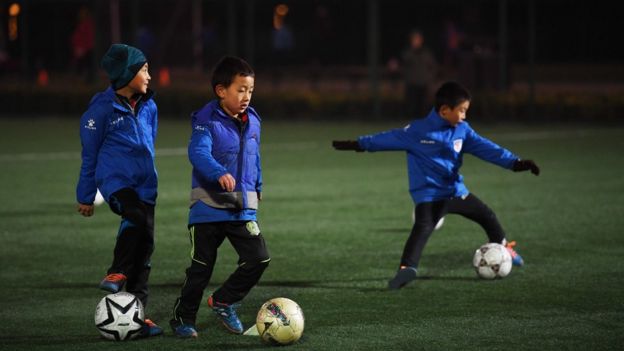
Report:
76,86,158,205
358,109,518,204
188,100,262,224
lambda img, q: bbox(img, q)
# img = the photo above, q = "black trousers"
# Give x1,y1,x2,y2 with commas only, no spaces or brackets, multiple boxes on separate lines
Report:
401,193,506,268
107,188,155,308
172,221,270,326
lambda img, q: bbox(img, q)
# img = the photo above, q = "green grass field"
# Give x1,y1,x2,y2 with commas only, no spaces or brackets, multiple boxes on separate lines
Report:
1,117,623,350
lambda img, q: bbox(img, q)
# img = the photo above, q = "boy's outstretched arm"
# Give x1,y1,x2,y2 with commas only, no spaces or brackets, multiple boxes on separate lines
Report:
512,159,540,175
332,140,364,152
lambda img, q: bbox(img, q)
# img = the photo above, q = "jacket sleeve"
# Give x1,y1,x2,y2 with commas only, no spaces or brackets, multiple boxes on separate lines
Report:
188,124,229,184
463,126,518,169
76,107,108,204
151,102,158,142
358,126,414,152
256,152,262,193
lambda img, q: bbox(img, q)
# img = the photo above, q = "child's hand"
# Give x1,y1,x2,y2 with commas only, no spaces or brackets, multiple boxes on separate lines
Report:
219,173,236,192
77,203,94,217
512,159,540,175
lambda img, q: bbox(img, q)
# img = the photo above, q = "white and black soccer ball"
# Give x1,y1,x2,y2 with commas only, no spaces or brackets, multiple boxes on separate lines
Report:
256,297,304,346
94,292,144,341
472,243,512,279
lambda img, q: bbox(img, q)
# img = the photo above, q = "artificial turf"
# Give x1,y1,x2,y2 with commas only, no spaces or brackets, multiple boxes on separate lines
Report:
0,117,622,350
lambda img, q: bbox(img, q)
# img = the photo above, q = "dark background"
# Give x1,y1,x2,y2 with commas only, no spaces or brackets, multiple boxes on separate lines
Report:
1,0,622,119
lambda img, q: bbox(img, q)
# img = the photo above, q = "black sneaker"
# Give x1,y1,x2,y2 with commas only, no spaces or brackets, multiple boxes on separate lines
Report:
388,266,418,290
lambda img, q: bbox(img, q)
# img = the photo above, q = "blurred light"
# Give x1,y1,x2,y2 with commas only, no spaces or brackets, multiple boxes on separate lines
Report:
8,18,17,41
8,3,20,41
9,3,20,16
275,4,288,17
159,67,171,87
37,69,49,87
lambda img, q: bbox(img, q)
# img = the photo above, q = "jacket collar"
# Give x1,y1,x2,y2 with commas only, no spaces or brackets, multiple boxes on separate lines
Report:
425,108,453,128
193,99,260,125
106,86,154,113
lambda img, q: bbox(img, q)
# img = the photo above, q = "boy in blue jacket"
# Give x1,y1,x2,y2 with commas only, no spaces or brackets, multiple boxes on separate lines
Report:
76,44,162,335
333,81,539,290
170,56,270,338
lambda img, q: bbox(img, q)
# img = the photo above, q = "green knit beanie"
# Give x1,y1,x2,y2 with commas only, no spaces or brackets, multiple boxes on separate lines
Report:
101,44,147,90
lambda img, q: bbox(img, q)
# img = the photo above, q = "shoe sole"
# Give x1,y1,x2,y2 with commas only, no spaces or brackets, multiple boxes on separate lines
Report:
220,320,243,334
388,267,418,290
99,282,123,293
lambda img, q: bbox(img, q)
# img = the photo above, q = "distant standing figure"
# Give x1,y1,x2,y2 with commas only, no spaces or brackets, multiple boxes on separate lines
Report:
70,6,95,83
401,29,437,118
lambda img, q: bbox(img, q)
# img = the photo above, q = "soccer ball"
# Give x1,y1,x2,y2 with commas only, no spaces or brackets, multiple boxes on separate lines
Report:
94,189,105,206
256,297,304,345
94,292,145,341
411,210,445,230
472,243,512,279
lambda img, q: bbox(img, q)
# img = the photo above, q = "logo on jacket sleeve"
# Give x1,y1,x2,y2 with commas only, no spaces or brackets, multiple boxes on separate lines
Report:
453,139,463,152
85,119,97,130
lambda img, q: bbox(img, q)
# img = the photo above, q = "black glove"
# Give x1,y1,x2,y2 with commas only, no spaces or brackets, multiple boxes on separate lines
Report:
512,159,540,175
332,140,364,152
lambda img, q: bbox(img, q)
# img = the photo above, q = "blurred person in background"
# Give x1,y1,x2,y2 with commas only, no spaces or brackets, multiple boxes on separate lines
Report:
70,6,95,83
401,29,437,118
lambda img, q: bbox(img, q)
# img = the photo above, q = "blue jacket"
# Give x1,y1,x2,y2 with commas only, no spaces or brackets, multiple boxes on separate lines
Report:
188,100,262,224
358,109,518,204
76,87,158,205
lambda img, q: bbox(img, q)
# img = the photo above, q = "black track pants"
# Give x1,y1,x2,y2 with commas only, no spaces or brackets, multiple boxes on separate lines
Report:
400,193,506,268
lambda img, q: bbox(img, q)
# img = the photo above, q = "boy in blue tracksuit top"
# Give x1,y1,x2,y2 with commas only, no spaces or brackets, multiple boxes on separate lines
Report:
170,56,270,338
76,44,162,335
333,81,540,289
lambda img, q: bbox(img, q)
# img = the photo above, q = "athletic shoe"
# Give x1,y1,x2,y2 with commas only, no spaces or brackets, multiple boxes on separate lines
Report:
505,241,524,266
171,322,198,338
207,296,243,334
99,273,127,293
388,266,418,290
141,319,164,337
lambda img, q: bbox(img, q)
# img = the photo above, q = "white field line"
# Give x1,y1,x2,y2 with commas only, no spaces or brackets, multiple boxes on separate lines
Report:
0,129,616,162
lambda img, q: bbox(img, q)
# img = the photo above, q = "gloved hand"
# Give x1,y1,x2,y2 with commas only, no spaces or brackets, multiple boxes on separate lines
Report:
332,140,364,152
512,159,540,175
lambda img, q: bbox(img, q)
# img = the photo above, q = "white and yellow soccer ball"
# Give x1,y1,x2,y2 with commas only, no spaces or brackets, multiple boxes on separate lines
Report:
472,243,512,279
256,297,304,345
94,292,144,341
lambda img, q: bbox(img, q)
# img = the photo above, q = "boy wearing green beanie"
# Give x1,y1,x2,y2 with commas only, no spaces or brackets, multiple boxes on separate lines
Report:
76,43,163,337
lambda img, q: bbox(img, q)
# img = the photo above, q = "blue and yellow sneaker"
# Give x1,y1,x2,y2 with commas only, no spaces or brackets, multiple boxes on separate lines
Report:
140,319,164,337
99,273,127,293
208,296,243,334
388,266,418,290
505,241,524,266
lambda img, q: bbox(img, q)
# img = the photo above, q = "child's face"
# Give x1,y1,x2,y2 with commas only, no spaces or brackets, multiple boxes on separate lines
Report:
440,100,470,126
216,75,255,118
127,63,151,95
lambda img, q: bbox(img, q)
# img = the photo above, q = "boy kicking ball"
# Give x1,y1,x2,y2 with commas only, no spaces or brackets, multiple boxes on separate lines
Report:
333,81,539,289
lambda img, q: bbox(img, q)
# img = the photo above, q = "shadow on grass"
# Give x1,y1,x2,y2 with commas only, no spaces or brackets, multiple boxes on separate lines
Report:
0,335,107,347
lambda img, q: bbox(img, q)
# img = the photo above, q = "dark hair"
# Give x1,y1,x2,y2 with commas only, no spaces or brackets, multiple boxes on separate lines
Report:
211,56,255,96
434,81,471,112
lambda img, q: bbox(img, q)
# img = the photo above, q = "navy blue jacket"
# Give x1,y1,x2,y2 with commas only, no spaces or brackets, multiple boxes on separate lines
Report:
76,87,158,205
358,109,518,204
